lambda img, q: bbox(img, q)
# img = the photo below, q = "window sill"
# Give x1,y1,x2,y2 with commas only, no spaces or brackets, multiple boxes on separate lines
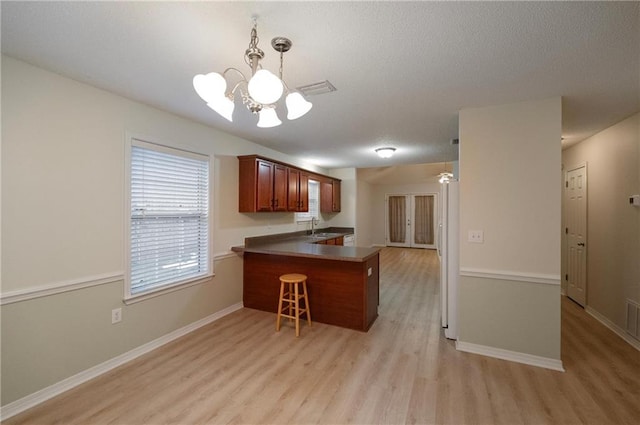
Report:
124,273,214,305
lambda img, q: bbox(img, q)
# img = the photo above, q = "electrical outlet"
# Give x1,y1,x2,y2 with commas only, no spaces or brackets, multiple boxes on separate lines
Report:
468,230,484,243
111,308,122,324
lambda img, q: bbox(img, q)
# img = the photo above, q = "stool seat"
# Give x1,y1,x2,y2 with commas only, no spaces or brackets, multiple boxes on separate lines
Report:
279,273,308,283
276,273,311,337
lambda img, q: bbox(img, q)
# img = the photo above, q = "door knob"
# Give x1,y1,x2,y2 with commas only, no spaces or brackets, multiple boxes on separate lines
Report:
577,242,585,246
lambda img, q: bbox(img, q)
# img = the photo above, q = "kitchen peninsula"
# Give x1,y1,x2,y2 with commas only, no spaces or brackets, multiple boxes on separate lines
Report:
232,231,380,331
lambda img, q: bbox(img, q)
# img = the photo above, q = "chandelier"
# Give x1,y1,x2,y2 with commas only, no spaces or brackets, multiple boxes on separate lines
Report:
193,20,312,128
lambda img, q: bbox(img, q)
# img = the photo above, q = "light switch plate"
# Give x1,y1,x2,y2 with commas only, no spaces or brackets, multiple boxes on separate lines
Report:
468,230,484,243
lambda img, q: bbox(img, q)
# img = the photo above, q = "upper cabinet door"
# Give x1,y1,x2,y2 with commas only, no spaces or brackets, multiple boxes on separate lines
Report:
272,164,288,211
332,179,341,212
288,169,310,212
256,160,275,211
321,178,341,213
298,172,309,212
288,168,301,211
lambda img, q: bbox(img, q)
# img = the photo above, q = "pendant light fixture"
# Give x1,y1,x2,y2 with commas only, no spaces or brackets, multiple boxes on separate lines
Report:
193,19,312,128
438,162,453,183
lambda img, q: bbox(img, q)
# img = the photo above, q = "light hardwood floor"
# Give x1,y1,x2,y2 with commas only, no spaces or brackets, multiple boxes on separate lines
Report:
6,248,639,424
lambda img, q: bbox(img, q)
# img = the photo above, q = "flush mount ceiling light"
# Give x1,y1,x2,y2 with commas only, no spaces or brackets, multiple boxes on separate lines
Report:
193,19,312,128
375,147,396,158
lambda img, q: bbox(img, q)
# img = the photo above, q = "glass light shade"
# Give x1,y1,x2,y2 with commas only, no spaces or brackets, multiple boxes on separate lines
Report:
193,72,227,103
285,92,313,120
247,69,284,104
207,96,234,122
438,172,453,184
257,107,282,128
375,147,396,158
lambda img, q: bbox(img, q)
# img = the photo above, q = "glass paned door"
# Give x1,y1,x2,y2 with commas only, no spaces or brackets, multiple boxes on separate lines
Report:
386,193,437,249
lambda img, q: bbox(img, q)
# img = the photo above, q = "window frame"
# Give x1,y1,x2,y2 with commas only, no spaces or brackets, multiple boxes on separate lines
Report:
295,179,320,222
124,135,213,303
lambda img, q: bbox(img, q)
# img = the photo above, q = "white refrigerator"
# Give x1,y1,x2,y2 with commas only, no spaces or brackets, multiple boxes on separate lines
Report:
437,180,459,340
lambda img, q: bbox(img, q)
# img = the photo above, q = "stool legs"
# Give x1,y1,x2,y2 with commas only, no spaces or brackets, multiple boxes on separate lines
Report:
302,281,312,327
294,283,300,337
276,281,285,332
287,282,293,322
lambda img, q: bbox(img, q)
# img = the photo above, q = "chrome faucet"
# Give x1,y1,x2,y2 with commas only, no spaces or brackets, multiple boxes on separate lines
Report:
311,217,318,235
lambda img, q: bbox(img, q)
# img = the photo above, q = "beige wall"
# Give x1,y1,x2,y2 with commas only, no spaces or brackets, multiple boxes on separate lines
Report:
0,56,350,406
561,113,640,329
458,97,562,360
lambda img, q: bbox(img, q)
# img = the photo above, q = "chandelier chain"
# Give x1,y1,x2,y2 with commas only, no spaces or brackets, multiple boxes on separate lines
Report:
249,23,259,50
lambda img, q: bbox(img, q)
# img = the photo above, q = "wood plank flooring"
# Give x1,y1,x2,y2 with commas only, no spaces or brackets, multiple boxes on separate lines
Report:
5,248,639,424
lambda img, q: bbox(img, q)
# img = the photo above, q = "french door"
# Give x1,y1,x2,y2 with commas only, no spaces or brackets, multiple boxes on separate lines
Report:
386,194,437,249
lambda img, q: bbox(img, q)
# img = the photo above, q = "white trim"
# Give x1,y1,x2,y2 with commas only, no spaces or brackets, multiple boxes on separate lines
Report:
0,272,123,306
214,251,239,261
123,273,215,305
460,268,561,285
456,340,565,372
585,305,640,352
124,132,213,301
0,302,243,421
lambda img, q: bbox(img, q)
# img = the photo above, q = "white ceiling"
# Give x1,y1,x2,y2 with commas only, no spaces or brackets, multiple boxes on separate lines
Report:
2,1,638,169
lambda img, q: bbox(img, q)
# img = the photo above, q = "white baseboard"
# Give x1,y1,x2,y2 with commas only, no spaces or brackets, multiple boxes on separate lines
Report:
0,302,243,421
585,305,640,352
456,340,565,372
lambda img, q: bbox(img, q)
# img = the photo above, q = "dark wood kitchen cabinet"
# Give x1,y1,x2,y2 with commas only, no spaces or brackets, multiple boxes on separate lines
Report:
239,154,340,214
239,156,287,212
287,168,309,212
320,178,341,213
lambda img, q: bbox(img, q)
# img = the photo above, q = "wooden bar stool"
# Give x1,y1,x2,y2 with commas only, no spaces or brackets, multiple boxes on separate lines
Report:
276,273,311,337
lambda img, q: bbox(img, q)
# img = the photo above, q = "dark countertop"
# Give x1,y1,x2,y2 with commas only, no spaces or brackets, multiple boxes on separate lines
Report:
231,231,380,263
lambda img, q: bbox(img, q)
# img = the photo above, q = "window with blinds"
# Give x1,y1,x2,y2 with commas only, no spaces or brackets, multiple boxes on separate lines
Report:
127,139,210,297
296,179,320,221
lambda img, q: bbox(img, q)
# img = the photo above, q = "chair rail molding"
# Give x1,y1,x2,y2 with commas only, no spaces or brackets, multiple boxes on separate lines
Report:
0,272,124,306
459,268,561,285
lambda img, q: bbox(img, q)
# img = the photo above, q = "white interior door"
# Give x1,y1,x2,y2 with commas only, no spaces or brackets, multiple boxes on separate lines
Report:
566,165,587,307
386,194,437,248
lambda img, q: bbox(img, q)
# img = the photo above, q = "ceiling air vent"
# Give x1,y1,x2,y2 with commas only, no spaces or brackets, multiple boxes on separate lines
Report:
296,80,337,97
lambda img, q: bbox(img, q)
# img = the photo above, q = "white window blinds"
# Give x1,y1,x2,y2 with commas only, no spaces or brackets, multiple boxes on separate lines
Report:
296,179,320,221
129,140,210,296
